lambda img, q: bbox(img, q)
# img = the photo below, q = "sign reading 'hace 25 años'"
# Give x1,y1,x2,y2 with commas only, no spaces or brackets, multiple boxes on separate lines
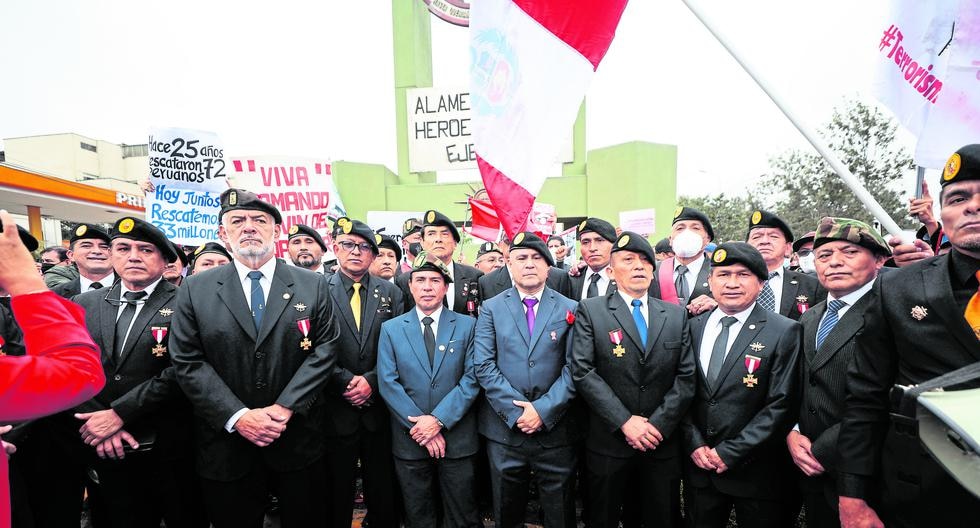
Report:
406,86,573,173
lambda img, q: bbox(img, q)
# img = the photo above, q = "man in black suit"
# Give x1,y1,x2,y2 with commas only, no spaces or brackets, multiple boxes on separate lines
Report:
169,189,341,528
50,223,116,298
651,207,716,316
396,210,483,316
682,242,801,528
572,232,696,527
322,217,404,528
837,145,980,528
567,218,617,301
786,217,889,528
70,216,206,527
745,210,825,320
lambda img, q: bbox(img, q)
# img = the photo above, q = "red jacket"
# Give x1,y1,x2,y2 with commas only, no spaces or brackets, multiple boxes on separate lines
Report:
1,291,105,528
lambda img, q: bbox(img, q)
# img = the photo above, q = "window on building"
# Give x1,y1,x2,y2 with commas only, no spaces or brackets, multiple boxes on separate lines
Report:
121,144,148,158
80,142,97,153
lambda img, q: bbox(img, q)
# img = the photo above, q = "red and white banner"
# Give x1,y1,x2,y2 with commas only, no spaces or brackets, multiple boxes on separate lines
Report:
470,0,628,238
230,157,346,259
873,0,980,168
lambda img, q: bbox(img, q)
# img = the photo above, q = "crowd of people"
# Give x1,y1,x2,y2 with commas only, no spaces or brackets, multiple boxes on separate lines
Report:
1,144,980,528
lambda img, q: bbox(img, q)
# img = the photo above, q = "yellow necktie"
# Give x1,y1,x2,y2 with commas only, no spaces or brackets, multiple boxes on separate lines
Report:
351,282,362,331
966,271,980,340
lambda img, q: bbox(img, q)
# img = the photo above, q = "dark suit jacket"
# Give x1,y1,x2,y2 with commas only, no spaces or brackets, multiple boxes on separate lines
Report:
169,260,340,481
571,291,696,459
50,277,82,299
396,261,484,316
474,286,581,448
377,309,480,460
682,304,801,499
568,269,618,302
72,281,191,456
478,265,573,303
838,253,980,524
779,269,826,321
650,256,713,306
323,273,404,437
796,288,875,507
0,300,25,357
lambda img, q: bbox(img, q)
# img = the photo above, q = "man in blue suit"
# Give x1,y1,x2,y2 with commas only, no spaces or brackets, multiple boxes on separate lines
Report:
377,252,481,528
474,232,580,528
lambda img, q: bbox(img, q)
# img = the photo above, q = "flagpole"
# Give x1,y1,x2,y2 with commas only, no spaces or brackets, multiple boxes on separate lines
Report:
680,0,911,242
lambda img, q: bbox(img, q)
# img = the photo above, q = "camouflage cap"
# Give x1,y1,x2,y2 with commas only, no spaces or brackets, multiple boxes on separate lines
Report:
813,217,891,256
410,251,454,283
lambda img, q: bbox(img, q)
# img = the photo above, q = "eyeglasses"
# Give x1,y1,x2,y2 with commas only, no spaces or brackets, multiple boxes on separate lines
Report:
102,282,148,308
337,241,374,254
797,249,813,257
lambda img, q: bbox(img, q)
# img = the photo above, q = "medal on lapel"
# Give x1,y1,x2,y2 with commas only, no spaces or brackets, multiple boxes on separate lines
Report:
609,329,626,357
796,295,810,314
151,327,168,357
297,318,312,351
743,354,762,388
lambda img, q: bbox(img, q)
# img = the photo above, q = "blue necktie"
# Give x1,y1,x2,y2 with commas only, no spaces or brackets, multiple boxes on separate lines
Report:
248,271,265,330
816,299,847,349
631,299,647,347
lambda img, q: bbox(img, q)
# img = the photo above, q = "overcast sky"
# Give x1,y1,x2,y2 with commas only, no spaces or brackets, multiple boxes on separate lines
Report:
0,0,921,199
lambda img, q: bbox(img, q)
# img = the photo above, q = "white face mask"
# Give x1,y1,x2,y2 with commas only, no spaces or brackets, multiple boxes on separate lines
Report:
671,229,704,259
798,253,816,274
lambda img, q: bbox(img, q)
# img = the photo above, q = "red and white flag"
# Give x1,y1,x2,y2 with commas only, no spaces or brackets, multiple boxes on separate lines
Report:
470,0,628,238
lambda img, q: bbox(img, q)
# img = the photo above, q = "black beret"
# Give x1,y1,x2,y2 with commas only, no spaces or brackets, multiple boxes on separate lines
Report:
654,238,672,254
611,231,656,264
476,241,502,258
69,223,111,245
410,251,453,283
422,210,461,242
402,217,423,237
710,242,768,281
332,217,379,255
171,241,190,267
192,242,232,263
15,225,39,252
747,209,793,242
376,233,402,262
219,188,282,224
940,144,980,187
792,231,816,253
110,217,179,263
672,206,715,241
509,232,554,267
287,224,327,252
576,217,616,243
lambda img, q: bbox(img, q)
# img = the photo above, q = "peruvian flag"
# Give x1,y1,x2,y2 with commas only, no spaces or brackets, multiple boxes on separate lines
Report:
467,197,502,242
470,0,628,238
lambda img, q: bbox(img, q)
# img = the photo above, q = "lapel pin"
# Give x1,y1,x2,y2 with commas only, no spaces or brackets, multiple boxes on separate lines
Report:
438,345,445,351
550,330,557,341
702,282,708,288
911,306,928,320
374,293,379,298
158,308,174,317
791,279,799,285
749,342,765,352
449,347,455,354
748,324,756,330
293,303,307,312
283,293,291,300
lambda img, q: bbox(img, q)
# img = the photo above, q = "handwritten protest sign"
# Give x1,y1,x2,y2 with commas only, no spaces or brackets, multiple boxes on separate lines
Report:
146,127,226,245
230,157,346,259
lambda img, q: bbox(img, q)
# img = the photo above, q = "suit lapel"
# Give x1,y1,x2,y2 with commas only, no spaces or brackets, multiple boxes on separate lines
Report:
644,297,667,356
505,289,532,346
780,271,800,315
358,280,382,348
803,302,826,364
117,282,174,369
100,283,122,368
402,311,432,377
432,310,457,377
329,273,360,338
811,302,865,370
690,312,711,392
216,265,257,342
528,289,558,352
711,305,766,396
693,260,710,296
256,263,293,347
923,257,980,361
570,274,584,300
608,292,645,352
452,263,466,312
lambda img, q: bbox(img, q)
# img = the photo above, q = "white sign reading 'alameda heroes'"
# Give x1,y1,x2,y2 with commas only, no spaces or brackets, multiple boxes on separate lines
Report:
406,86,572,173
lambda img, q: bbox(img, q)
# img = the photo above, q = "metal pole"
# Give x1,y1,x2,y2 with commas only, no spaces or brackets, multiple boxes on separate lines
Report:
680,0,911,241
915,166,926,198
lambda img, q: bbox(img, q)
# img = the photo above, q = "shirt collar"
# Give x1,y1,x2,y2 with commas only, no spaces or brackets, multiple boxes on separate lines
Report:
417,305,444,324
618,289,646,309
584,266,609,281
81,271,115,289
676,254,705,275
234,257,278,283
121,276,162,299
519,287,545,303
710,302,756,326
339,270,370,290
828,278,876,306
950,249,980,287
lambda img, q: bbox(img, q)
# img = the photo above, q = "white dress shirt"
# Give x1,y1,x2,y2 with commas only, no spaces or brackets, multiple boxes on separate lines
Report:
519,287,544,318
698,304,756,377
581,267,611,300
81,271,115,292
675,255,706,296
417,305,445,337
618,290,649,327
225,257,279,432
817,279,875,329
115,278,162,353
445,262,456,308
765,268,785,310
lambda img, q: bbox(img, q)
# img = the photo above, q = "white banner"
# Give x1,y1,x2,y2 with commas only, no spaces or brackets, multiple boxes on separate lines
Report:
873,0,980,168
366,211,424,244
229,157,346,259
146,127,226,245
619,208,656,236
406,86,574,173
